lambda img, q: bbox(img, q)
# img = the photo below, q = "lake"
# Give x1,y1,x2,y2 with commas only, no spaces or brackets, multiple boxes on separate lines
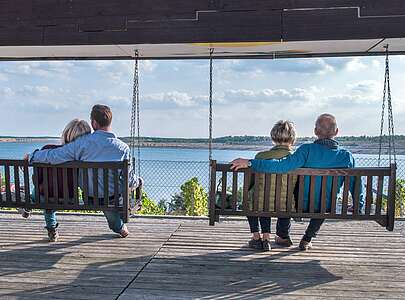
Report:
1,142,404,202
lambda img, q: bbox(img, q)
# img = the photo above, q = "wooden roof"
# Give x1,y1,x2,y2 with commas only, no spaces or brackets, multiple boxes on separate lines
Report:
1,1,405,60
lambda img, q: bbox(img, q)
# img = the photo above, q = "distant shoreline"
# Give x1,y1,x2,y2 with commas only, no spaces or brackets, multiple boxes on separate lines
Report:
1,138,404,155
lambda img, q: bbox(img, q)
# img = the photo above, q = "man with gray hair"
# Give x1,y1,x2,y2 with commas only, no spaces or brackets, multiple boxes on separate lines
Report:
231,113,364,251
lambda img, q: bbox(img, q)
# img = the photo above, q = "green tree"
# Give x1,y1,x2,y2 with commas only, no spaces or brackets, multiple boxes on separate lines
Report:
395,179,405,217
139,192,165,215
167,194,186,215
181,177,208,216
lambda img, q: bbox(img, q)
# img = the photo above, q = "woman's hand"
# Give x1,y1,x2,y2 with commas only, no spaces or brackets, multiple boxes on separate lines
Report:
23,154,29,161
231,158,250,171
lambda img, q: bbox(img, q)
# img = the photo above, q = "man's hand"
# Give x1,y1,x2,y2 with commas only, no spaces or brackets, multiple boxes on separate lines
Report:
230,158,250,171
23,154,29,161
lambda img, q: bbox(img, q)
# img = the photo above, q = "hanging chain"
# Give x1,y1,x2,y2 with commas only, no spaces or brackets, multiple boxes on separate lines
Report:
130,50,141,177
378,45,396,165
208,48,214,162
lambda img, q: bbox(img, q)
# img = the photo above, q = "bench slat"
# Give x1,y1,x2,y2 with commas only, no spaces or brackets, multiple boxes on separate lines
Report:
73,168,79,208
62,168,69,206
309,175,316,213
232,172,238,210
253,174,260,212
353,176,361,216
13,165,21,206
33,167,40,206
286,174,294,213
23,163,30,204
342,176,350,215
92,168,99,208
263,173,271,212
82,168,89,206
103,168,109,207
375,176,384,216
242,170,251,213
297,176,304,213
275,174,282,213
221,171,227,211
43,167,49,205
114,169,119,209
320,176,327,214
330,176,338,216
4,164,12,204
52,167,58,204
365,176,373,216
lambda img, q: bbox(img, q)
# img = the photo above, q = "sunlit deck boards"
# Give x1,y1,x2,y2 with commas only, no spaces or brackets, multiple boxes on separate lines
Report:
0,212,404,300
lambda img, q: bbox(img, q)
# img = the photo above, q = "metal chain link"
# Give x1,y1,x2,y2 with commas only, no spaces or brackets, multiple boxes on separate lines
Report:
208,48,214,162
378,45,396,165
130,50,141,177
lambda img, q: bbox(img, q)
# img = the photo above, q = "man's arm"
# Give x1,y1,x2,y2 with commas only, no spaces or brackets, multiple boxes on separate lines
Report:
250,145,309,174
29,140,79,164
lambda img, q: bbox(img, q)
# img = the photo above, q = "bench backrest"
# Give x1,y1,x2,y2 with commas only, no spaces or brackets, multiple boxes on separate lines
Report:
209,161,396,231
0,159,130,221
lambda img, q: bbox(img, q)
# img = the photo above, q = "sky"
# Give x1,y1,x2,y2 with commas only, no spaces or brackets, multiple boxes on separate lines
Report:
0,56,404,138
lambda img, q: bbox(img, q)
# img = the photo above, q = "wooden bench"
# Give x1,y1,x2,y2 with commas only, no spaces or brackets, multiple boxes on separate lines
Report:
209,161,397,231
0,159,137,223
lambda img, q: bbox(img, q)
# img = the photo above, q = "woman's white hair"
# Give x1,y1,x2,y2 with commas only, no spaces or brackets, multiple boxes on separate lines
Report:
270,120,296,145
61,119,91,145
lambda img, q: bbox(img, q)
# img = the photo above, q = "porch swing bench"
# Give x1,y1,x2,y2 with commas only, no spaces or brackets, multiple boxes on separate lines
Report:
209,161,397,231
0,159,139,223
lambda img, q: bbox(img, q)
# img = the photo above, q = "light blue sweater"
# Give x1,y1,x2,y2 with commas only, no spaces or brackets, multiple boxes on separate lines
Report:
29,130,136,197
251,141,364,212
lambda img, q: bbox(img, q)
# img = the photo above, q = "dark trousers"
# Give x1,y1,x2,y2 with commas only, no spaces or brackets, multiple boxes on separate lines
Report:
247,216,271,233
277,218,325,242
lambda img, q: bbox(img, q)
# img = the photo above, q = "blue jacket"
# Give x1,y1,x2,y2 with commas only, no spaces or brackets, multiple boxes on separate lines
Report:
29,130,137,197
250,141,364,212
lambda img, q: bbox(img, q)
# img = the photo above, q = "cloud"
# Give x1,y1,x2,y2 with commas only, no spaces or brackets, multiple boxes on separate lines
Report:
144,91,206,108
346,58,367,72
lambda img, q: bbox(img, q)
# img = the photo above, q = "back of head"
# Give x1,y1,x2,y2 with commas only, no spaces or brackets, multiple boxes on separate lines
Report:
270,120,296,145
315,113,338,139
62,119,92,144
91,104,112,129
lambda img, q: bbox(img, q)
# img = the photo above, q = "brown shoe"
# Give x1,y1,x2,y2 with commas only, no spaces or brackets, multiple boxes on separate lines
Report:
47,228,59,242
248,238,263,250
119,224,129,238
275,235,293,247
299,239,312,251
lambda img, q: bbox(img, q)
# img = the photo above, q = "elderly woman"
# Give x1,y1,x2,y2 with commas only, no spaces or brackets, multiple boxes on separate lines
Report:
247,120,297,252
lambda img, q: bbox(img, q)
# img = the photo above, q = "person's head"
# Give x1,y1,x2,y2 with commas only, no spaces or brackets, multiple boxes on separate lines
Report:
61,119,91,145
90,104,113,131
314,113,338,139
270,120,296,146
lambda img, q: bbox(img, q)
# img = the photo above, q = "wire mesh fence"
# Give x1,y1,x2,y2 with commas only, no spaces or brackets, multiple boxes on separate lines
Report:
139,157,405,217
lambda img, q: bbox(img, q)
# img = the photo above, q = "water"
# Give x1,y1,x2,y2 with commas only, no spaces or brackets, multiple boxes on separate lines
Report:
1,142,404,202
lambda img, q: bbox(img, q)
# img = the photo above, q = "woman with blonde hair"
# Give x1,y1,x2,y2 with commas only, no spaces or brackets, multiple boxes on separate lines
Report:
21,119,91,242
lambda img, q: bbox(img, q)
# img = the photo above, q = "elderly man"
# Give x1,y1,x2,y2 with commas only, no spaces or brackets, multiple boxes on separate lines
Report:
231,113,364,251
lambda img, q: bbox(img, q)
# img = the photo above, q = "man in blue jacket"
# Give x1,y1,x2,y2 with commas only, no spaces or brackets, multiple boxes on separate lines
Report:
231,114,364,251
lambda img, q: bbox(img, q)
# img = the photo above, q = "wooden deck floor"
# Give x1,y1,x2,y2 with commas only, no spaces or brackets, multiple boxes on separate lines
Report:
0,212,404,300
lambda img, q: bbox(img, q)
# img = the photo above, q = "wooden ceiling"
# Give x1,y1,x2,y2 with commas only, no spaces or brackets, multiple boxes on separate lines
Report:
1,0,405,60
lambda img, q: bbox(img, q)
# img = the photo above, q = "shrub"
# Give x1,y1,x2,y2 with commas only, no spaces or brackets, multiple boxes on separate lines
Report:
167,194,186,215
139,192,166,215
395,179,405,217
181,177,208,216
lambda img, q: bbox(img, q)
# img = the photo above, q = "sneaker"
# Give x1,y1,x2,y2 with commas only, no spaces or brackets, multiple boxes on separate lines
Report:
262,239,271,252
248,238,263,250
18,208,31,219
47,227,59,242
119,224,129,238
275,235,293,247
299,239,312,251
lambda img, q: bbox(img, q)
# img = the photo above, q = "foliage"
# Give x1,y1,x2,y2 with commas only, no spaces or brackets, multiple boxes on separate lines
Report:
167,194,186,215
181,177,208,216
139,192,166,215
395,179,405,217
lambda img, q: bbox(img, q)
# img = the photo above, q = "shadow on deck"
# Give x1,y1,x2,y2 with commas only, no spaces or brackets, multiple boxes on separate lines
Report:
0,212,404,300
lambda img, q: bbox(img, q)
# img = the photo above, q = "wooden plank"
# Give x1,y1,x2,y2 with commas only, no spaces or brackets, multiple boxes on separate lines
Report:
286,174,294,213
72,168,79,208
220,171,227,211
82,168,89,206
23,162,30,204
386,164,396,231
209,160,217,226
242,170,251,213
13,165,21,205
320,176,327,214
52,166,58,204
309,175,316,213
32,167,40,207
375,176,384,216
330,176,338,216
103,168,109,207
92,168,99,208
253,173,260,212
365,176,373,216
353,176,361,216
275,174,282,212
297,175,304,213
4,164,11,203
113,168,119,209
263,173,271,212
63,168,69,205
231,172,238,210
342,176,350,215
122,159,129,223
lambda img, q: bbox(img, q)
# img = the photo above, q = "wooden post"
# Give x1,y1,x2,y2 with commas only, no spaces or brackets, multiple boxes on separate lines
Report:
209,160,217,226
122,160,129,223
386,163,396,231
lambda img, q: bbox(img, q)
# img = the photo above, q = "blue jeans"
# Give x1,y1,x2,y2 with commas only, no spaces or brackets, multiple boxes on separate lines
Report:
32,191,124,232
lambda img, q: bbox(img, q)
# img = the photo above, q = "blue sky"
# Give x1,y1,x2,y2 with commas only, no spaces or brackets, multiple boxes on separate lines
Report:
0,56,404,138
